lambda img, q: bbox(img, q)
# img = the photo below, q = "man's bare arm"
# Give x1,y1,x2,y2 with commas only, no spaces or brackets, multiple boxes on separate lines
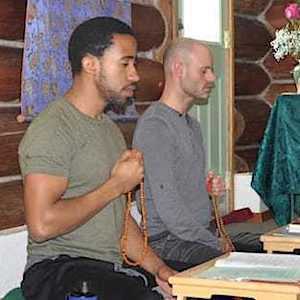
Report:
124,216,176,297
24,149,143,242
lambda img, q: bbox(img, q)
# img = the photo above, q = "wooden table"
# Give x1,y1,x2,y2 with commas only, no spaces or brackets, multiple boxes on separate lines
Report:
169,254,300,300
260,226,300,254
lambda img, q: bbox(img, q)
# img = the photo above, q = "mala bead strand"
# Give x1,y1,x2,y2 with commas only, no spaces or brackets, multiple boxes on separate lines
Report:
211,195,235,253
121,181,148,266
121,180,234,264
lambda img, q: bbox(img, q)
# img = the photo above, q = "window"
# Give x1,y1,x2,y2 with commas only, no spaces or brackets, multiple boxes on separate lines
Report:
181,0,221,43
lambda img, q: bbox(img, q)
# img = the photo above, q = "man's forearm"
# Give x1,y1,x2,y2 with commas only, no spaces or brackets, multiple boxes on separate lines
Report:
123,216,166,275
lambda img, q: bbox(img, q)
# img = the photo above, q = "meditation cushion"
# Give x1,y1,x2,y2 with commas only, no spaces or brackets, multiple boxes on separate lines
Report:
3,287,25,300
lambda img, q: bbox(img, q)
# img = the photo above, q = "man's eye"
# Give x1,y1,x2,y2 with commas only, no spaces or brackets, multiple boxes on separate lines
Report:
202,68,212,75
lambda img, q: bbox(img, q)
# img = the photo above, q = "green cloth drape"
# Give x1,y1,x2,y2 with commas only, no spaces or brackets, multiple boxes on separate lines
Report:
251,94,300,225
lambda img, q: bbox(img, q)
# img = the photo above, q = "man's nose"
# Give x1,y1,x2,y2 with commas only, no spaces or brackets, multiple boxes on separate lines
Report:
208,70,216,82
129,65,140,83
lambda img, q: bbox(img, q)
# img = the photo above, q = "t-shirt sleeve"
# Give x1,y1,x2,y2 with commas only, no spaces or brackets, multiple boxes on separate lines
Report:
19,125,73,178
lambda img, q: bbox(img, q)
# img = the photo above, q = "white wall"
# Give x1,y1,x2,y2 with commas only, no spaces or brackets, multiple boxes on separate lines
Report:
234,173,268,213
0,226,27,298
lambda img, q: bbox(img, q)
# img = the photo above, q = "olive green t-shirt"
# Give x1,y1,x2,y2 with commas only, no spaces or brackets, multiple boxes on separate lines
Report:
19,98,126,268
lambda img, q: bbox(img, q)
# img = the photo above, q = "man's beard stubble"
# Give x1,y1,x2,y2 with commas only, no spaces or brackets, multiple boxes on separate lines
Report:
104,96,134,115
98,70,135,115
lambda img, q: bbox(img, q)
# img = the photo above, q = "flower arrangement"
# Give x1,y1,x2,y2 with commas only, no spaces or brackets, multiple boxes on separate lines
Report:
270,1,300,61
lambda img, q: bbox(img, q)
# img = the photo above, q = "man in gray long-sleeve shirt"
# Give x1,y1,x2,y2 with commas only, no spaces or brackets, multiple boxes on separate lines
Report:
133,38,225,266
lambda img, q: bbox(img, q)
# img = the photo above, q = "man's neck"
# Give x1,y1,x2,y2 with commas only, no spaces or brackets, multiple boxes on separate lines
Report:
64,79,106,118
159,87,192,114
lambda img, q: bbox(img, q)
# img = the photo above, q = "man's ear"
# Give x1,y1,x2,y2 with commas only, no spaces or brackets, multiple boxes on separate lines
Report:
172,59,184,79
81,55,99,75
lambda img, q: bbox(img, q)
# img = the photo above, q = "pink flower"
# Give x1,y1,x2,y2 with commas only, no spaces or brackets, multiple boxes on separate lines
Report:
285,3,300,20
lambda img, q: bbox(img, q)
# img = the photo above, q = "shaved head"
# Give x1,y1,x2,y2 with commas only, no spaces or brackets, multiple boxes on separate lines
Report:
162,37,216,102
163,38,209,74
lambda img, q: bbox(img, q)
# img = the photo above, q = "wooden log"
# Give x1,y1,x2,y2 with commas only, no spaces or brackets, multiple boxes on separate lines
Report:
263,51,296,80
234,0,270,16
235,99,270,146
265,2,289,29
233,107,245,142
234,154,250,173
235,147,260,172
0,133,23,177
235,16,272,61
235,62,270,96
135,58,164,102
0,0,26,40
0,180,24,230
0,106,28,134
132,3,165,52
0,47,23,102
265,83,297,105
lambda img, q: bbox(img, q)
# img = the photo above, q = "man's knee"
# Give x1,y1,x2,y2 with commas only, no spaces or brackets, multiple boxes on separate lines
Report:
183,243,221,265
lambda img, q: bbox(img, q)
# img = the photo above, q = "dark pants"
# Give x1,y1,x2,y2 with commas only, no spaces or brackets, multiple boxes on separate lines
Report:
150,232,223,266
150,231,264,267
21,255,163,300
148,232,256,300
230,232,263,253
21,255,233,300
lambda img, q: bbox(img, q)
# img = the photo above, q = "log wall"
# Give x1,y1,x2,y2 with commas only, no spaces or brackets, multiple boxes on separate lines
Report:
0,0,27,230
2,0,292,228
0,0,175,230
234,0,296,172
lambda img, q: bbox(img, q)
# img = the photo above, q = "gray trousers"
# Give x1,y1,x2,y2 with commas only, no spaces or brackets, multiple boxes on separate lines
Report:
150,232,222,266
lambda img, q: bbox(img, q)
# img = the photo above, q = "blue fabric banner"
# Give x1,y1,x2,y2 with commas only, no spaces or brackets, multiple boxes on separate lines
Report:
21,0,137,120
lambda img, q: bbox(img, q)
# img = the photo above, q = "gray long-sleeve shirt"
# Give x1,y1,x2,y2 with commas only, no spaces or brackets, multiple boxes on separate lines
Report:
133,102,219,249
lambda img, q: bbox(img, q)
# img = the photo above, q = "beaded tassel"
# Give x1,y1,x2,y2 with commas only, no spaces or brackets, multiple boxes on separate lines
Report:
211,195,235,253
121,181,148,266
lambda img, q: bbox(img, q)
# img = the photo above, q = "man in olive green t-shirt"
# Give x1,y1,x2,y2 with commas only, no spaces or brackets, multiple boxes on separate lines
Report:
19,17,175,300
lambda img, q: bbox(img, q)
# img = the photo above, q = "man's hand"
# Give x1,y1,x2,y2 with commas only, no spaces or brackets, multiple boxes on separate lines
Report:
205,170,225,197
155,264,177,300
111,149,144,194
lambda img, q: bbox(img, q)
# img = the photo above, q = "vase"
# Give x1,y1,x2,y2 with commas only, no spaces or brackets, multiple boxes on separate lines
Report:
293,61,300,93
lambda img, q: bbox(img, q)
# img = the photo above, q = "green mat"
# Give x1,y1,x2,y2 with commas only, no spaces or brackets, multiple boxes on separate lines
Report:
3,288,25,300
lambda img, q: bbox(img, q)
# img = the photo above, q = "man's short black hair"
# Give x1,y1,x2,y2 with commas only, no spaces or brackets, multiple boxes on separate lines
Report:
68,16,134,75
